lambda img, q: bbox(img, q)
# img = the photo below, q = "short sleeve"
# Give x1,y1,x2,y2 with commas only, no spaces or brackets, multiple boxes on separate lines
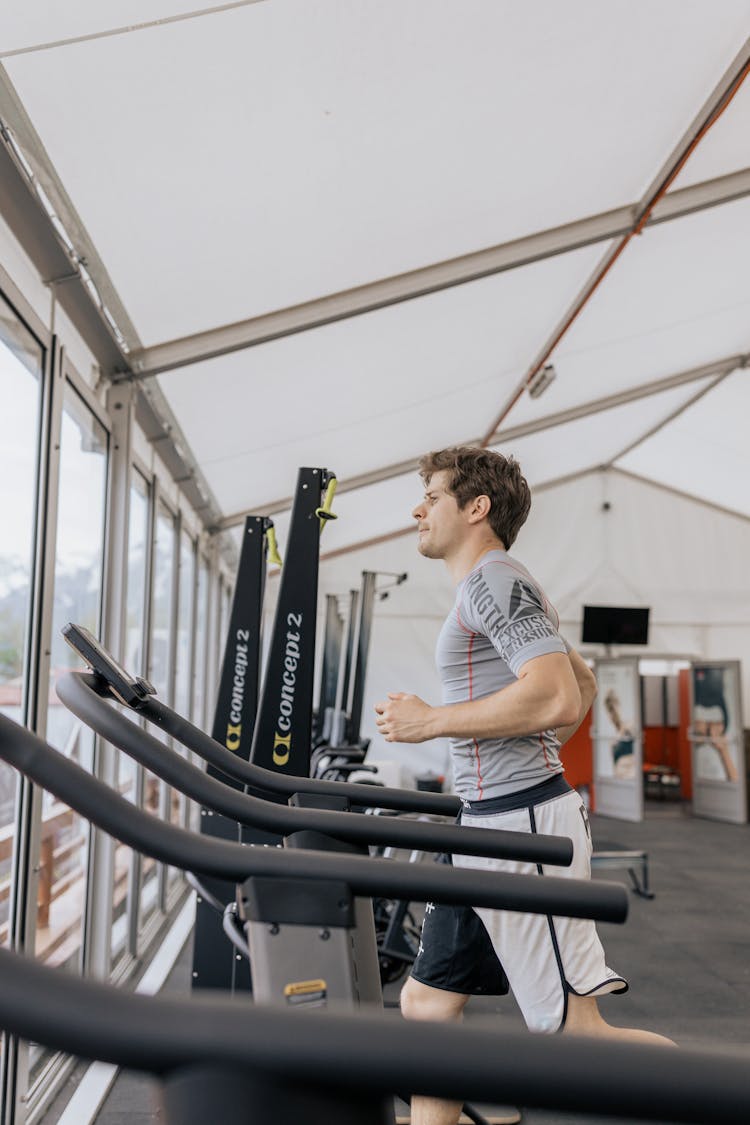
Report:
461,563,567,676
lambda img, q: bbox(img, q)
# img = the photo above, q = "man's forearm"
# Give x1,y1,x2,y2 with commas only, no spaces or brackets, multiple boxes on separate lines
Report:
556,701,592,746
557,655,597,746
428,674,580,742
375,654,581,745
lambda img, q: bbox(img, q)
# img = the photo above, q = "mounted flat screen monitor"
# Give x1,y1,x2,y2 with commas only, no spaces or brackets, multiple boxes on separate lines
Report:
581,605,650,646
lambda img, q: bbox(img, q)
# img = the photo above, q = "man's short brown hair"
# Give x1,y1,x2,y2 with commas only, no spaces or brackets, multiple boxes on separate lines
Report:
419,446,531,548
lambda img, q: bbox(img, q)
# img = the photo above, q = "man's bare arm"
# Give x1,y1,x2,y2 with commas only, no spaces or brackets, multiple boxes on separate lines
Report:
557,648,597,746
374,652,580,744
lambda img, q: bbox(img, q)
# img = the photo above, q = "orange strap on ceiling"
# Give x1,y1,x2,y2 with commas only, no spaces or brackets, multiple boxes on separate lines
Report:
479,56,750,448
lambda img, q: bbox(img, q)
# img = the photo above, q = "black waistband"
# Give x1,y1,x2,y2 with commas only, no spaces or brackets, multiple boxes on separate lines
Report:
461,772,571,815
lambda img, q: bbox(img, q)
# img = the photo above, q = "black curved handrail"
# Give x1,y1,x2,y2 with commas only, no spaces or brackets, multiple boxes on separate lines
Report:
0,944,746,1123
143,684,458,815
0,714,626,921
58,672,573,866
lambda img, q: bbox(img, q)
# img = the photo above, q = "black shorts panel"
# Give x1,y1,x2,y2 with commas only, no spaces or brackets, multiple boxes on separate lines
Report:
410,855,509,997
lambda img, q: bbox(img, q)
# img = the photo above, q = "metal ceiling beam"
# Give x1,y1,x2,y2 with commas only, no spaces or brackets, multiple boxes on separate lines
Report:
605,369,738,466
483,354,745,447
0,78,228,535
0,128,128,374
478,37,750,443
212,352,745,531
321,468,623,564
212,456,422,530
612,467,750,526
128,165,750,380
0,2,267,60
319,524,416,564
317,454,750,564
0,65,142,360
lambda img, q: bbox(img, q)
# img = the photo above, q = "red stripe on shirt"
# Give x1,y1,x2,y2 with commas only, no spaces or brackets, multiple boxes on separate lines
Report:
466,632,484,798
455,606,473,635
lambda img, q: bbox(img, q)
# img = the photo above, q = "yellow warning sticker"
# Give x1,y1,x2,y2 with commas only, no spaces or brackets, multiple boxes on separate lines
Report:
284,979,327,1005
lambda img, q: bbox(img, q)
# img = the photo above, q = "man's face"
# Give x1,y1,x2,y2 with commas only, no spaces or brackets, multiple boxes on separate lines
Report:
411,470,467,559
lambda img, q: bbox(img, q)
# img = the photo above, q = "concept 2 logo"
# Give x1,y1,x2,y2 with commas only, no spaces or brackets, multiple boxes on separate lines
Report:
225,629,250,752
273,613,302,766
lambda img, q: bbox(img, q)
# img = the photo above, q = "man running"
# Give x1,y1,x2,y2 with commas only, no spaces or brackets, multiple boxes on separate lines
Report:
374,446,673,1125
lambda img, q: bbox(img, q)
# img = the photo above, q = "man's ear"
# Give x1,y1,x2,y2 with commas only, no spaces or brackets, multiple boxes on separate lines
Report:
467,494,491,523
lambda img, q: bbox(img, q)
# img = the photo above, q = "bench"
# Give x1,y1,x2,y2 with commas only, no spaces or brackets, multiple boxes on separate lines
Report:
591,848,654,899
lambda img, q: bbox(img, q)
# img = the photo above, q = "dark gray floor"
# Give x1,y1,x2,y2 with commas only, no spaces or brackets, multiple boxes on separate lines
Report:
46,801,750,1124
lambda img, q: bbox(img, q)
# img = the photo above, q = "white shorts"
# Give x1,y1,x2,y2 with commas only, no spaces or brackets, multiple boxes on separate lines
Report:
452,778,627,1033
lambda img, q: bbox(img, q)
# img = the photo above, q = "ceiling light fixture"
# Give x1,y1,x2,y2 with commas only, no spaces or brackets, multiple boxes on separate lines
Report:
527,363,557,399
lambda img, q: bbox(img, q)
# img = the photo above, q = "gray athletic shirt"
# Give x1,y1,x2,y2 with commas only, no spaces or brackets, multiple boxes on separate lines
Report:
435,549,568,801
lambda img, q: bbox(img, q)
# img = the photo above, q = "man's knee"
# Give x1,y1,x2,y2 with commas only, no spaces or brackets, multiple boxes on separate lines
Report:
400,977,468,1022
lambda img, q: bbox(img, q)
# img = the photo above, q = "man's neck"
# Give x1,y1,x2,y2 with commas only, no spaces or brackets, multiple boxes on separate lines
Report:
445,538,506,585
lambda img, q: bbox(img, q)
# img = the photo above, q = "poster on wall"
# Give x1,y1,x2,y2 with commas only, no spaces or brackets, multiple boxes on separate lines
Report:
592,657,643,822
690,661,747,824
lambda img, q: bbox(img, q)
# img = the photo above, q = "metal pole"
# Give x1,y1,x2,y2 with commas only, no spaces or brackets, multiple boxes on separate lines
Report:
348,572,377,745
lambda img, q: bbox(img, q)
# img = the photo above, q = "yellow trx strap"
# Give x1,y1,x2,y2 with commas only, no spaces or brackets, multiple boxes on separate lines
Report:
265,523,282,567
315,476,338,533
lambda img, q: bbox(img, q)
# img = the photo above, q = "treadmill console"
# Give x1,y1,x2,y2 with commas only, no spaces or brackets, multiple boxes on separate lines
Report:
62,622,156,708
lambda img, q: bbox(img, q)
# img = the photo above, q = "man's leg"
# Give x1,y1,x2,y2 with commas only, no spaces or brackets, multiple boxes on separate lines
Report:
400,978,470,1125
564,993,675,1046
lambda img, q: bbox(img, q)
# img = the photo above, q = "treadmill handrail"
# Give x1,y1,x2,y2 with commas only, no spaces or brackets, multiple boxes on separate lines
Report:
57,672,574,867
0,944,746,1123
61,620,458,813
0,713,626,921
149,688,459,815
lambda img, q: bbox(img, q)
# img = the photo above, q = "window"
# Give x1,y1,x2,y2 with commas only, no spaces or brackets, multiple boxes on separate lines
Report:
0,295,43,947
173,530,196,831
219,577,232,666
149,502,177,703
31,384,108,1083
140,500,176,925
125,470,150,678
174,531,196,726
39,385,108,969
192,554,210,731
111,470,150,967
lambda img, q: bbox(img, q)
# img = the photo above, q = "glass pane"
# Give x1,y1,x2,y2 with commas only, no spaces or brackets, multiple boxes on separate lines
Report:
174,533,195,721
140,502,176,925
125,471,149,678
192,556,209,731
219,580,232,664
31,383,108,1086
40,384,108,978
207,577,231,730
111,471,149,968
187,557,210,831
173,532,195,831
0,296,43,949
149,503,176,702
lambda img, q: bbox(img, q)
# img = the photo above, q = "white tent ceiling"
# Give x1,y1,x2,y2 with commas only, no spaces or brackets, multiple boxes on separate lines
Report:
2,0,750,559
616,367,750,515
156,239,612,513
670,70,750,188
